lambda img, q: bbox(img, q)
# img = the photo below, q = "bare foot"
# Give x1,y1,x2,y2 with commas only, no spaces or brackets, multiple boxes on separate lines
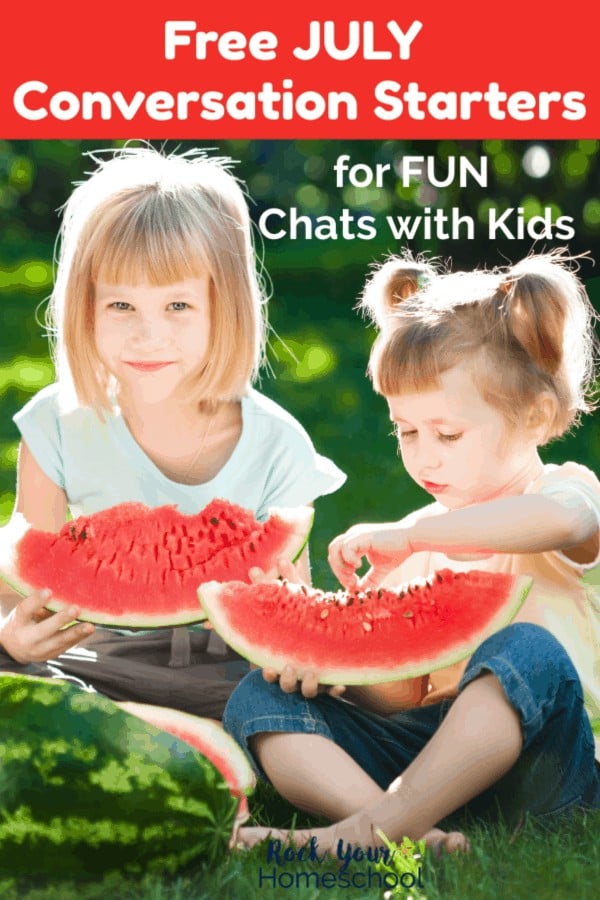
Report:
235,824,334,851
422,827,470,854
235,818,470,856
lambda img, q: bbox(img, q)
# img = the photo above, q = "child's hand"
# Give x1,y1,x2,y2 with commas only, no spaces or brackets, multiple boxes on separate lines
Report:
328,523,413,589
0,591,94,663
248,558,301,585
262,664,346,699
248,560,346,699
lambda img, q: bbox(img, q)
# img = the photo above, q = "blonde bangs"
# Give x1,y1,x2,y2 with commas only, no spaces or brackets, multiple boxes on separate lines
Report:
370,323,449,396
87,192,209,287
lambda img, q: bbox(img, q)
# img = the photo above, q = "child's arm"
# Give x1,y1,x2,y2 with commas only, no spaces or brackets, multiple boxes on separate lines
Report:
343,678,429,714
0,441,94,661
14,441,68,529
329,492,598,588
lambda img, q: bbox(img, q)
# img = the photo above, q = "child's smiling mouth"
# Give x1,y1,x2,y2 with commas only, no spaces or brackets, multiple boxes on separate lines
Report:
124,361,175,372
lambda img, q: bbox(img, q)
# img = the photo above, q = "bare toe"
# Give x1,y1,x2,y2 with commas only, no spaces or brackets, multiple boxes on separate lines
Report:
423,827,470,855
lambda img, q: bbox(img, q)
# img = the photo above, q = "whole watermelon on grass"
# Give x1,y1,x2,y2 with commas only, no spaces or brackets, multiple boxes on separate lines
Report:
0,674,240,878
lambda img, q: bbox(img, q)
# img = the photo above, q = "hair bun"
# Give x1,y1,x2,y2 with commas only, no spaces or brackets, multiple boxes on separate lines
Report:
360,254,438,329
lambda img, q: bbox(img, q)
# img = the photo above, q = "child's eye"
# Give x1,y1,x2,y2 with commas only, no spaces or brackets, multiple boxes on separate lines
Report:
438,432,462,442
109,301,133,311
168,301,190,311
398,430,417,440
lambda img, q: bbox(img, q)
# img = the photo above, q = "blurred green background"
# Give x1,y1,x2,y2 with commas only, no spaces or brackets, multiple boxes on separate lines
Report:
1,139,599,586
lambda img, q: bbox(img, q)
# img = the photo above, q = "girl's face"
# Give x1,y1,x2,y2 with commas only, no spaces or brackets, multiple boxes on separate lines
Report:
387,363,541,510
94,277,211,404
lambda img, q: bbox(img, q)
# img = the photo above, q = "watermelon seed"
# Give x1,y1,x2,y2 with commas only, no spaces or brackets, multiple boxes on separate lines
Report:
301,586,308,595
320,609,329,619
69,525,76,540
209,517,219,526
403,610,414,618
365,612,373,620
362,621,372,632
377,590,382,599
250,542,256,552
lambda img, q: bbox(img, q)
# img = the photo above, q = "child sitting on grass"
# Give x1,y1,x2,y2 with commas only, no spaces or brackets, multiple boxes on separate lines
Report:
224,252,600,853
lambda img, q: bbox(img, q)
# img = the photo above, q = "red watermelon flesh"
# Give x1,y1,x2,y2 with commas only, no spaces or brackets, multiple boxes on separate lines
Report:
0,499,313,628
119,701,255,819
199,570,532,684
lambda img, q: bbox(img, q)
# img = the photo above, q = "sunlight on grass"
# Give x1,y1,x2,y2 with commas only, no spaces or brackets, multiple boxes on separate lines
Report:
271,336,337,382
0,491,15,524
0,261,52,291
0,442,18,468
0,357,53,392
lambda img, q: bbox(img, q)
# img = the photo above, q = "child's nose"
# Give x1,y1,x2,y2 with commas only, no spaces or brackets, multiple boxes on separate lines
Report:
132,316,167,346
420,440,442,472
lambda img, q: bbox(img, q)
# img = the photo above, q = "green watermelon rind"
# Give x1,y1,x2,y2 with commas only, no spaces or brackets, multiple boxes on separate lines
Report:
0,505,314,629
0,672,239,877
198,574,532,685
118,701,256,797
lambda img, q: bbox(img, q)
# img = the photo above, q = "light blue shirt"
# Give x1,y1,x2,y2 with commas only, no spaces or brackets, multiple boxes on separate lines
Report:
14,383,346,520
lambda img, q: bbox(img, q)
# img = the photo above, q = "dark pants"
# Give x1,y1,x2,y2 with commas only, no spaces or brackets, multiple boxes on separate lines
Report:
0,626,249,720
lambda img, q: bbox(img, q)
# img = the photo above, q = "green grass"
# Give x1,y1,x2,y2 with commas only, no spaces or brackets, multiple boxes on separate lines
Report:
1,783,598,899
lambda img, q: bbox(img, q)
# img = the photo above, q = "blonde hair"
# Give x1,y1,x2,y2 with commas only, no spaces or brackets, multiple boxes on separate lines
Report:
361,250,598,442
47,146,267,411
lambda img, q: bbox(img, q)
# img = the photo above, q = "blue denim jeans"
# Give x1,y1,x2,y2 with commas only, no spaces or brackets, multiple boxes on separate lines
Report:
223,623,600,823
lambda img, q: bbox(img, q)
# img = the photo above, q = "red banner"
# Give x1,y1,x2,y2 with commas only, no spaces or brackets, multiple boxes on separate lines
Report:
1,0,598,138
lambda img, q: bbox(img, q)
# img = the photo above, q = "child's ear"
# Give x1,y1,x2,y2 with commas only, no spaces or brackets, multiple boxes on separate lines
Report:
526,393,556,442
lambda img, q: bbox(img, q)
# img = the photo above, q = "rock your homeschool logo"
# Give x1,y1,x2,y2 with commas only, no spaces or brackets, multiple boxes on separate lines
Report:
256,834,427,894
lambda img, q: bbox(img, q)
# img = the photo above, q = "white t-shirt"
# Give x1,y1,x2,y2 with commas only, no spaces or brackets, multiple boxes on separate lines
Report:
14,383,346,521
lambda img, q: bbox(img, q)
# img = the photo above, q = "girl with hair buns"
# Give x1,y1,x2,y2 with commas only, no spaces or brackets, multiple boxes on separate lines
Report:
225,251,600,853
0,146,345,718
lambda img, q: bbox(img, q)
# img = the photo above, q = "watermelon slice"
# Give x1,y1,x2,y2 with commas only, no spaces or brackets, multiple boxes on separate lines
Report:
119,702,255,822
198,570,532,683
0,499,313,628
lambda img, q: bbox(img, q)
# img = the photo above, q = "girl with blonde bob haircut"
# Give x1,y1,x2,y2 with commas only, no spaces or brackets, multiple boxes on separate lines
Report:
0,146,345,719
50,147,265,412
225,250,600,855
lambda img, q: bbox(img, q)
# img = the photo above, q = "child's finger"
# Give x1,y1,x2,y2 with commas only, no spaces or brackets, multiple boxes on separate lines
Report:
34,605,88,639
276,558,303,583
17,589,53,619
278,665,301,693
262,667,279,683
299,670,320,698
327,684,346,698
357,569,382,590
327,544,362,588
248,566,266,584
38,622,96,659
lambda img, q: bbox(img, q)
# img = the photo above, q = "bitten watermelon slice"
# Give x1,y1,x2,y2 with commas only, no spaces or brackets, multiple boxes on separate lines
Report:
0,499,312,628
199,570,532,683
